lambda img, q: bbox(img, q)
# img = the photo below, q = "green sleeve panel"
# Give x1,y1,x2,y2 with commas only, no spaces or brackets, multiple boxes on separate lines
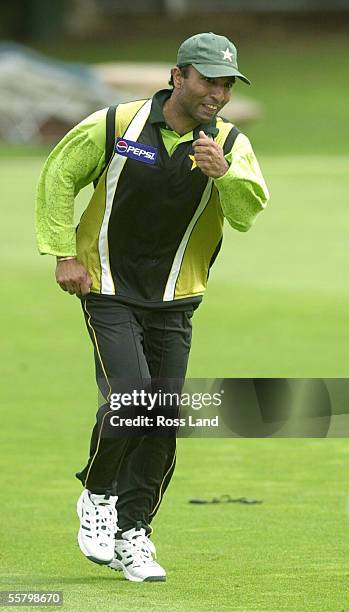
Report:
214,132,270,232
35,108,107,256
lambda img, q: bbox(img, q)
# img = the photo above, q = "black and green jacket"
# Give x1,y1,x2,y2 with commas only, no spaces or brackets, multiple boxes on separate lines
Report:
36,89,269,308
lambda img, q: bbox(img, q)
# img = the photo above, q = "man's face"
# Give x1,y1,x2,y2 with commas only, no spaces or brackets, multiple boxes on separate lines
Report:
173,65,234,124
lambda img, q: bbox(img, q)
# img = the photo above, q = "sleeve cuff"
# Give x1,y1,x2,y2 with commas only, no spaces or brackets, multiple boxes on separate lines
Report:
213,161,233,185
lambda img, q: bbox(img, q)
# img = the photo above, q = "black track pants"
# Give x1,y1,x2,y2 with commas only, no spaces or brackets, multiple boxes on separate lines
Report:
76,294,193,533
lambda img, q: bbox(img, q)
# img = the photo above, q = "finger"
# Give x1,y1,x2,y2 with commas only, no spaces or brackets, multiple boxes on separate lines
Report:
196,158,215,169
58,282,69,292
194,158,212,166
67,285,78,295
78,273,92,296
193,145,218,157
193,139,212,149
199,130,211,139
193,149,213,161
194,151,214,160
193,136,213,147
193,144,213,152
62,281,78,295
195,164,211,177
194,148,214,156
79,281,91,296
196,161,210,171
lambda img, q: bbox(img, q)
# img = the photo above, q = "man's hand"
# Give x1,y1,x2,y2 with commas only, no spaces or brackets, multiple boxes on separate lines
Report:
192,130,229,178
55,258,92,296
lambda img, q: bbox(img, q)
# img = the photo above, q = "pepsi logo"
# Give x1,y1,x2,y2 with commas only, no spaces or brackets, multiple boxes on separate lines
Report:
114,138,158,165
116,140,128,153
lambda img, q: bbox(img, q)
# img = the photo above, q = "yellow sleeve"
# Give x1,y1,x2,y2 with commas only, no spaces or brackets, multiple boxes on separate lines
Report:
214,132,270,232
35,109,107,256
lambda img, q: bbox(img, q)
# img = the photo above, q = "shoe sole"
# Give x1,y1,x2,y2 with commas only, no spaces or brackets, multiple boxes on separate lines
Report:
76,493,113,565
77,529,113,565
110,559,166,582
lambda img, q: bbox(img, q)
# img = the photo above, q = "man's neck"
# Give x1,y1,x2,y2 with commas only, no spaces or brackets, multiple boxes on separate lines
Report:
162,95,198,136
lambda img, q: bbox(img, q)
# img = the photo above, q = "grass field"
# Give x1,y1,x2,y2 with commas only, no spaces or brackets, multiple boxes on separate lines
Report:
1,436,349,611
1,33,349,611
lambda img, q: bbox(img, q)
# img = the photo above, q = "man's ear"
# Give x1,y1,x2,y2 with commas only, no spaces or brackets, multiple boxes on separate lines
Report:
172,66,183,89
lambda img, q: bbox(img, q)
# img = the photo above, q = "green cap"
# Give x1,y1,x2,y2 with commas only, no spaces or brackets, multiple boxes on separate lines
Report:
177,32,250,85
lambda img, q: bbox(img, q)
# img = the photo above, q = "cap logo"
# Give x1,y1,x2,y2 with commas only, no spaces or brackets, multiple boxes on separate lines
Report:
221,47,233,62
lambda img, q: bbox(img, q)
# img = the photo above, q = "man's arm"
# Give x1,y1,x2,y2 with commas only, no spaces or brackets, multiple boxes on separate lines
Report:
35,108,108,295
193,130,269,231
214,132,269,231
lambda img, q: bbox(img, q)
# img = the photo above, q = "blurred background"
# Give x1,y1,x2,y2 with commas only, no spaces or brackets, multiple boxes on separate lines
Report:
2,0,349,376
1,3,349,610
2,0,349,379
0,0,349,377
1,0,348,152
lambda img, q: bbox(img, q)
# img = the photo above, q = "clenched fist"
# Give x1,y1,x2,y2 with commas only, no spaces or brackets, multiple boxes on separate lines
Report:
192,130,229,178
55,258,92,296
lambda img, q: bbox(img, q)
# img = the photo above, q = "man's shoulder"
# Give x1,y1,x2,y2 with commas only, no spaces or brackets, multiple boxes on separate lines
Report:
116,98,149,118
216,116,255,157
78,99,149,126
115,98,150,134
78,108,109,128
216,115,238,133
215,115,242,150
216,115,234,126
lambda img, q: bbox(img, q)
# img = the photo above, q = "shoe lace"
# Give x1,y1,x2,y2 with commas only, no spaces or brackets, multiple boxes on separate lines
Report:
93,504,116,543
120,534,156,566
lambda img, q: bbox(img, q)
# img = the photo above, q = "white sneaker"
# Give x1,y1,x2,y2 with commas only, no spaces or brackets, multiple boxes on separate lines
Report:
76,489,117,565
108,525,166,582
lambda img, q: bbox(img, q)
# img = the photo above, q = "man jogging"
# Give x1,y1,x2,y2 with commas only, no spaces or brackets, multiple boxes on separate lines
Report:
35,32,269,582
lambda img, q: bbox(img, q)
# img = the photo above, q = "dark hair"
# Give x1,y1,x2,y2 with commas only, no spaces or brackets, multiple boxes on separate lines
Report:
168,64,190,88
